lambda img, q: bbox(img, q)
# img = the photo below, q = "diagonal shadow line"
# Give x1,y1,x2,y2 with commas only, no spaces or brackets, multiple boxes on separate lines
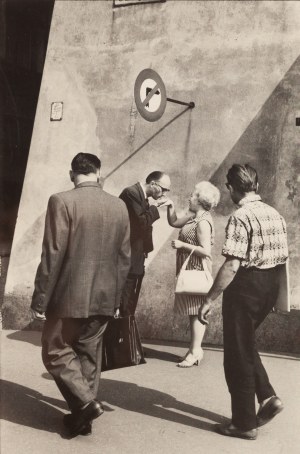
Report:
134,56,300,277
104,106,191,180
8,108,193,266
147,55,300,257
208,54,300,216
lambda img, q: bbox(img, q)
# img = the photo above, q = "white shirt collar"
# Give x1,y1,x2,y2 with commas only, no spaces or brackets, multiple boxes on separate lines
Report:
139,182,148,199
238,194,261,207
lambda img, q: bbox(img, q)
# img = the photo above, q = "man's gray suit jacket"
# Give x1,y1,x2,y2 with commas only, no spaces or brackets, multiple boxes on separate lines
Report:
31,181,131,318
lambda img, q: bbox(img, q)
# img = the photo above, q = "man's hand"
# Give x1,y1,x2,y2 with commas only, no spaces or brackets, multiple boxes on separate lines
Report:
171,240,184,249
30,309,46,321
198,299,212,325
153,196,170,208
160,198,174,208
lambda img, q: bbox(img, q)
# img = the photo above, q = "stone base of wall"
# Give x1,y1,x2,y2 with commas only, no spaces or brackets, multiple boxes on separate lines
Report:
136,243,300,355
136,306,300,355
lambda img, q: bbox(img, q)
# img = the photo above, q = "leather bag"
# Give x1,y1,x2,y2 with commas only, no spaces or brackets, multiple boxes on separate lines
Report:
102,315,146,371
175,250,213,295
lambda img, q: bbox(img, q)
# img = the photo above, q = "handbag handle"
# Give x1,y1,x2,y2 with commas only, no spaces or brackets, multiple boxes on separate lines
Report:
181,249,210,272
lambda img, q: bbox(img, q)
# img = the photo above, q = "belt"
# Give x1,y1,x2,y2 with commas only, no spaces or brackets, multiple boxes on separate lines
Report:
240,265,282,272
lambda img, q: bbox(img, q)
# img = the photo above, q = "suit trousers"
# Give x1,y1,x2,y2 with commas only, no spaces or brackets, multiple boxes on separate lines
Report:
41,315,110,411
222,265,282,431
120,271,144,316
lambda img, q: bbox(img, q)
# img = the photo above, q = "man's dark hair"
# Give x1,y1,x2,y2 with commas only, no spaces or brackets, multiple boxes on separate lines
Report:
226,164,258,193
71,153,101,175
146,171,164,184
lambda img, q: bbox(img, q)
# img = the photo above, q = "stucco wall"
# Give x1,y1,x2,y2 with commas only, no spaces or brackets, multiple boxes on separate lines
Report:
3,1,300,352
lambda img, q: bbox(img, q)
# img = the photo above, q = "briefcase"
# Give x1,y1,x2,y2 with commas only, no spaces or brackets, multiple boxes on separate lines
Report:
102,315,146,371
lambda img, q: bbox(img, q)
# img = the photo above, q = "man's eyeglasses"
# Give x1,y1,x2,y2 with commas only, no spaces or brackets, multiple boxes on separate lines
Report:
155,182,170,193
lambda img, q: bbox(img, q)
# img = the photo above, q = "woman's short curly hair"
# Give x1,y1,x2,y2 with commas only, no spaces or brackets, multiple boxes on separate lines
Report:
194,181,220,211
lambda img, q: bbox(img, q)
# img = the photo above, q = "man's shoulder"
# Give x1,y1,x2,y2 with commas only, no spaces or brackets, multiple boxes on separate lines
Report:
103,190,126,206
50,188,125,207
119,183,141,199
120,183,139,194
100,191,129,218
233,200,284,222
49,189,74,203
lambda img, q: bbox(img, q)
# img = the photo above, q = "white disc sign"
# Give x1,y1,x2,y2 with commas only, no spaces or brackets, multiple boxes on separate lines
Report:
134,69,167,122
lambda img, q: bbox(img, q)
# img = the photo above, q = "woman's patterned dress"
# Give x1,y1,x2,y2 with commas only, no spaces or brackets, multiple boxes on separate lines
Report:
174,211,214,315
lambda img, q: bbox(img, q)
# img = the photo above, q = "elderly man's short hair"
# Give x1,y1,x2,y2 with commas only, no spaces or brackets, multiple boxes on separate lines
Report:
71,153,101,175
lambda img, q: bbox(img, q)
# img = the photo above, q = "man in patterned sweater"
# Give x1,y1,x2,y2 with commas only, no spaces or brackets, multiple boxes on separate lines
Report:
199,163,288,440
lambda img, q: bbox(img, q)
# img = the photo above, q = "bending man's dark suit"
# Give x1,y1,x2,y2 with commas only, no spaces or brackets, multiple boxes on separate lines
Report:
119,182,159,315
31,181,131,410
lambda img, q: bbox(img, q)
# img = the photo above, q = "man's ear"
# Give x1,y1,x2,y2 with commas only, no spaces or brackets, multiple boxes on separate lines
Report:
69,170,74,182
256,182,259,192
96,169,101,183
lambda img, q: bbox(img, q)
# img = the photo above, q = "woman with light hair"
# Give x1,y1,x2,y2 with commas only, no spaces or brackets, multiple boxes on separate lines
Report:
166,181,220,367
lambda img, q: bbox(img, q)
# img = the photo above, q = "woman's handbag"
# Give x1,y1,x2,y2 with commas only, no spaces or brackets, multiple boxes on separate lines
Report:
102,315,146,371
175,250,213,295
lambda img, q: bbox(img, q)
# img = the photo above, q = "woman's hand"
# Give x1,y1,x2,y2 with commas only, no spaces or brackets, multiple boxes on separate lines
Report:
164,198,174,207
158,198,174,208
171,240,184,249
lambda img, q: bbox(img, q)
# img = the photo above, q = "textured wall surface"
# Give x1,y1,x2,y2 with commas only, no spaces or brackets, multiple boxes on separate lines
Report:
3,1,300,352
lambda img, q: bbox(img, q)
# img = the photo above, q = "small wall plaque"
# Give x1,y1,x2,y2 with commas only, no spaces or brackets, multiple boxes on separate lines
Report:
50,102,63,121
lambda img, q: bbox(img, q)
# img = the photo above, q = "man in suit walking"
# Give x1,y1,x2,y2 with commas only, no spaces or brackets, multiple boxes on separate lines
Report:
119,171,171,316
31,153,131,437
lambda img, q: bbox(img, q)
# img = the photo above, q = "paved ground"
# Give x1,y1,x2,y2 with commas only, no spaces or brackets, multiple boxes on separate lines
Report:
1,330,300,454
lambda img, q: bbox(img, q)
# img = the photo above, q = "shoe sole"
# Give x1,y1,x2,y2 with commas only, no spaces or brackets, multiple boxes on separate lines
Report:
257,405,284,427
216,426,257,440
70,405,104,436
177,361,199,367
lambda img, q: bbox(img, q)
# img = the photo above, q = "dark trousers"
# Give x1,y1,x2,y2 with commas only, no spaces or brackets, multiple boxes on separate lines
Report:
222,265,282,431
41,315,109,411
120,272,144,316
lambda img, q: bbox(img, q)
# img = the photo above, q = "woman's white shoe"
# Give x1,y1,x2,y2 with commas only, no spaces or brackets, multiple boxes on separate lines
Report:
177,350,203,368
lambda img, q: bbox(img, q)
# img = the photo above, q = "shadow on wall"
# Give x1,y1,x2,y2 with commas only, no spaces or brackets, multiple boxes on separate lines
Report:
210,54,300,216
209,53,300,310
137,54,300,352
1,213,46,329
2,104,194,330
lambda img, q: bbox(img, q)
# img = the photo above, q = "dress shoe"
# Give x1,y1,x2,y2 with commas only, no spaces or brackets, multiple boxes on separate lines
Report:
63,414,92,435
177,351,203,368
178,350,190,362
257,396,283,427
68,400,104,436
215,423,257,440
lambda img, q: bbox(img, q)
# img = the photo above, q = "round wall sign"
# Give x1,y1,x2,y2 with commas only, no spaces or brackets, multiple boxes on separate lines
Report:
134,69,167,122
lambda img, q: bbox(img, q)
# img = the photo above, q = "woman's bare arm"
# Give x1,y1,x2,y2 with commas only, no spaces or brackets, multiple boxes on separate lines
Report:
167,201,194,228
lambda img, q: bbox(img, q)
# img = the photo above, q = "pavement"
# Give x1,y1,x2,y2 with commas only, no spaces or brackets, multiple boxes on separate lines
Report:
1,330,300,454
